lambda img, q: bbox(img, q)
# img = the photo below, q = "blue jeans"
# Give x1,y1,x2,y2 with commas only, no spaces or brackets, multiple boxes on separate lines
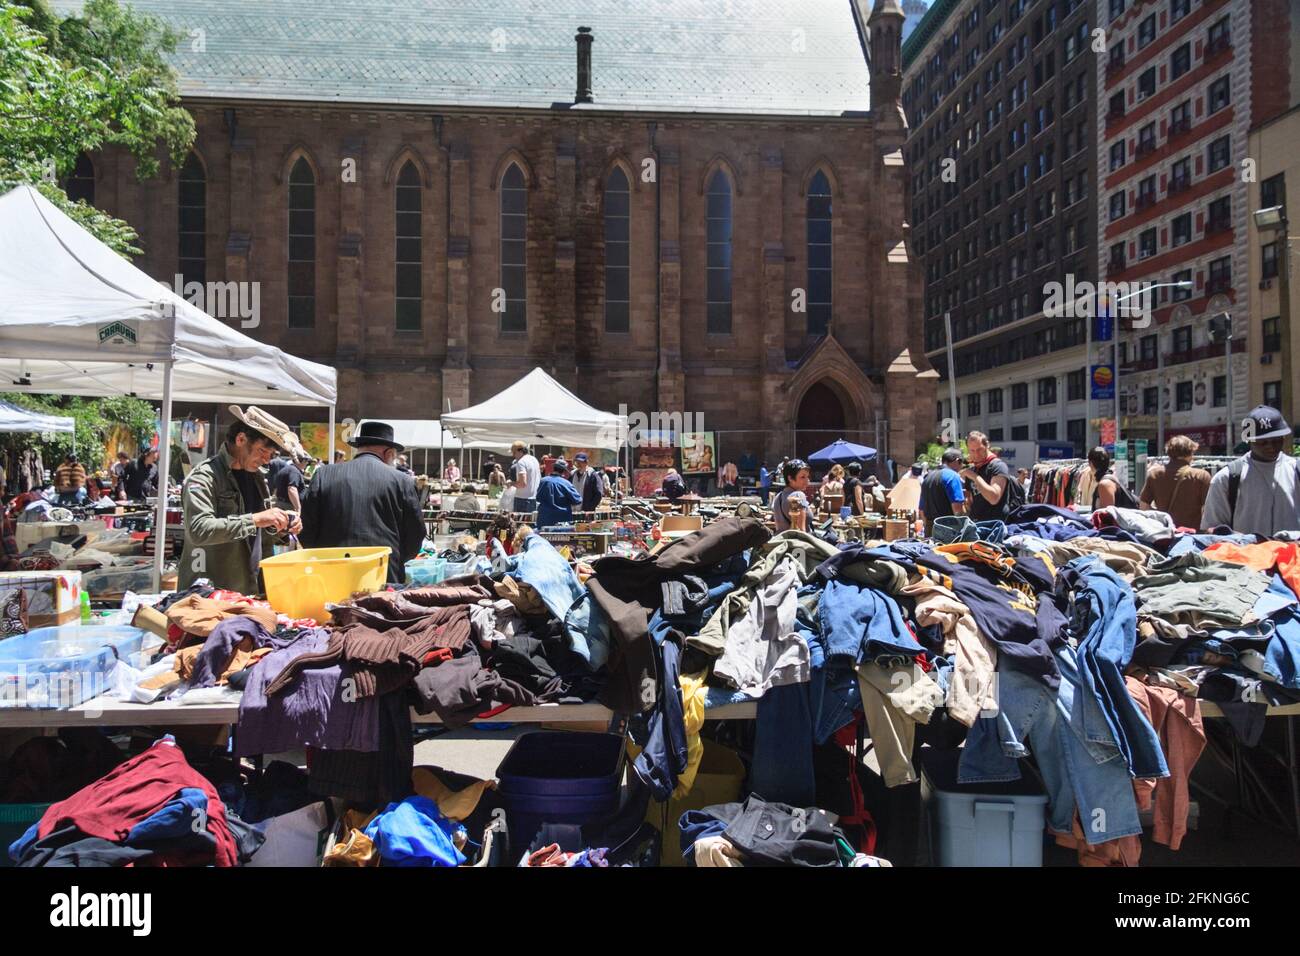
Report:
56,488,87,506
960,648,1143,844
816,578,921,667
1061,557,1168,779
513,496,536,514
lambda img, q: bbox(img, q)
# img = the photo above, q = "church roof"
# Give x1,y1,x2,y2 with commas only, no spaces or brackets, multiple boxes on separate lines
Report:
52,0,872,117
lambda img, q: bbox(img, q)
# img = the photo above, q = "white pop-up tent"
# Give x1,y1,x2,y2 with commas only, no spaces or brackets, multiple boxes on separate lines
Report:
0,399,75,436
355,419,510,476
441,367,628,450
0,184,338,587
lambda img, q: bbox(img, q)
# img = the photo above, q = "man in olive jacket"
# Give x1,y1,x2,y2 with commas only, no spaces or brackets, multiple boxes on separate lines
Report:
299,420,425,584
178,406,303,594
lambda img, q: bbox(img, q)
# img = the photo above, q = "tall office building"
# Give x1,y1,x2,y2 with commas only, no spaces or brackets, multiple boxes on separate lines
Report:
1098,0,1299,456
903,0,1098,458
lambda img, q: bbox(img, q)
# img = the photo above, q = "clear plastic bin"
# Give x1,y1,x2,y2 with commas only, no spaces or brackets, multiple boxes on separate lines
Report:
920,748,1048,867
81,559,156,597
0,625,146,709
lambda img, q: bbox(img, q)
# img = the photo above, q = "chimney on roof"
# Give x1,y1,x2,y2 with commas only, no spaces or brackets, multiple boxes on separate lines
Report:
575,26,593,104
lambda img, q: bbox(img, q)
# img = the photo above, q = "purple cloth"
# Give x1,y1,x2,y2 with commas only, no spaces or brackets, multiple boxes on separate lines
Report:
190,616,293,688
234,628,381,756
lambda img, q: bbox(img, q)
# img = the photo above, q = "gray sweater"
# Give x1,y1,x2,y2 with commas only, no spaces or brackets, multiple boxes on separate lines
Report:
1201,452,1300,536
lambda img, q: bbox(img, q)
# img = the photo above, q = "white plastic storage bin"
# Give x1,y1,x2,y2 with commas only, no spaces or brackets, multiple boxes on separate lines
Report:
920,748,1048,867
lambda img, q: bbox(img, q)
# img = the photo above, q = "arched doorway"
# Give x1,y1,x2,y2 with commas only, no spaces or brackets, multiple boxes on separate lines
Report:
795,381,847,466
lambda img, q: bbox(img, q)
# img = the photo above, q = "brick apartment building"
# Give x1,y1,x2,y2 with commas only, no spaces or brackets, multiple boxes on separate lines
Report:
903,0,1099,457
58,0,936,465
1100,0,1300,454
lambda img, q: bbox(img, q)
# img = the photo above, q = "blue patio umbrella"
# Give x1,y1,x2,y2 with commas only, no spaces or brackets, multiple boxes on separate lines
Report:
807,438,877,464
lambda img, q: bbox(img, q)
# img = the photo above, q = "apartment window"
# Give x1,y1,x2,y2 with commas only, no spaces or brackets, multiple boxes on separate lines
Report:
1212,375,1227,407
1170,100,1192,136
1011,425,1030,441
1265,381,1283,409
1139,228,1157,259
988,427,1005,442
968,392,982,416
1109,191,1127,221
1171,43,1191,80
1263,316,1281,353
706,169,734,333
1108,91,1126,120
177,152,205,290
1109,241,1126,271
1263,241,1280,280
1207,136,1231,173
1139,334,1157,363
1143,387,1158,415
1109,141,1126,171
499,162,528,332
1207,256,1232,292
1109,0,1125,19
1012,383,1029,409
1171,0,1190,22
394,161,422,332
1208,76,1230,114
1138,14,1156,49
1261,173,1287,212
1176,381,1193,411
1173,326,1192,352
988,388,1004,413
1066,368,1086,401
604,166,631,333
1172,269,1192,300
1170,157,1191,193
1207,17,1231,54
1207,195,1231,232
1037,422,1058,441
1137,123,1157,156
287,156,316,329
1138,67,1156,101
1037,376,1057,406
1172,212,1192,246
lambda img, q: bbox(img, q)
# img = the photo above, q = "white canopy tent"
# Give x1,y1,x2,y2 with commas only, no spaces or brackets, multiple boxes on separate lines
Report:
441,367,628,450
0,399,76,436
0,184,338,587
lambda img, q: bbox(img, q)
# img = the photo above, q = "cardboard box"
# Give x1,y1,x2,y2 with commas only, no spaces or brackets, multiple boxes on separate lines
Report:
0,571,83,629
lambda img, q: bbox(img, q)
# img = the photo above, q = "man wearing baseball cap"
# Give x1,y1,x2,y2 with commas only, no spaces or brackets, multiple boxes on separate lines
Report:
179,405,304,594
1202,405,1300,536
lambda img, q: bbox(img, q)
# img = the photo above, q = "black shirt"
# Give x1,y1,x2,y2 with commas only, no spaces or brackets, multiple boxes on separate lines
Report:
123,459,157,500
273,464,304,509
920,468,961,527
966,456,1012,521
843,476,863,515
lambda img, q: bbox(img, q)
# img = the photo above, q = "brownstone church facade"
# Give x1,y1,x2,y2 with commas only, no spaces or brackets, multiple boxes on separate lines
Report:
77,0,936,465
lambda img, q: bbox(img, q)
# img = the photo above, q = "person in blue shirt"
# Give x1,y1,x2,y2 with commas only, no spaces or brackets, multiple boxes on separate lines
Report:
534,459,581,528
758,461,772,505
918,448,967,534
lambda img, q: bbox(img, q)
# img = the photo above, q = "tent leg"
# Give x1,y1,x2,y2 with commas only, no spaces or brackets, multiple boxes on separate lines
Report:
327,404,336,463
153,362,175,593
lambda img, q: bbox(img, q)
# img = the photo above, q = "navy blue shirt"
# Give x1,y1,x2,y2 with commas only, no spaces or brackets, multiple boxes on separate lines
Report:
535,474,581,527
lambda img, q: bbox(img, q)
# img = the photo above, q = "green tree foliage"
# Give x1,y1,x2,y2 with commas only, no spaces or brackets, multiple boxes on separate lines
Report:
0,0,194,255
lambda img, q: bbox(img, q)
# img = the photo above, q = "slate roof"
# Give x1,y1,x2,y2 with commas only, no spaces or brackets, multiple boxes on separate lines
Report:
53,0,872,116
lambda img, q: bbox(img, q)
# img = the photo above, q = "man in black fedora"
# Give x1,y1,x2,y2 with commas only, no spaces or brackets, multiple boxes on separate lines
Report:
299,420,426,583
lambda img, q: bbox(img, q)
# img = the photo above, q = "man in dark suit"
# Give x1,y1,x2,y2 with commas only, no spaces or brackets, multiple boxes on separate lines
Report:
299,421,426,583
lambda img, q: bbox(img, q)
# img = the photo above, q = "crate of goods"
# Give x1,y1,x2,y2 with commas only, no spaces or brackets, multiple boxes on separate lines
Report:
496,731,624,857
259,547,390,622
919,747,1048,867
80,559,157,598
0,572,83,629
0,625,146,709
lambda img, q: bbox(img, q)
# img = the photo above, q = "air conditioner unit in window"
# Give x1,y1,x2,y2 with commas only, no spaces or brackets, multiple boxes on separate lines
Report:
1259,279,1273,290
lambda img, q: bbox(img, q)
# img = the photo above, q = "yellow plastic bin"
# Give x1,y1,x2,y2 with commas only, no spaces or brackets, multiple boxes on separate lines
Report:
646,741,746,867
260,547,390,622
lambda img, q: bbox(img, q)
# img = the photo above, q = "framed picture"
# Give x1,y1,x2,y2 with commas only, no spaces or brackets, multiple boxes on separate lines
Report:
633,468,670,497
680,432,716,475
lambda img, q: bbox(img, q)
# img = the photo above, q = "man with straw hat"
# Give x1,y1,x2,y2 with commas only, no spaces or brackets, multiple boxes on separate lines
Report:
179,405,305,594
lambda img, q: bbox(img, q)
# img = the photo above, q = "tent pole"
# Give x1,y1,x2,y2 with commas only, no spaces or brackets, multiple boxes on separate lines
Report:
327,404,336,463
152,361,175,593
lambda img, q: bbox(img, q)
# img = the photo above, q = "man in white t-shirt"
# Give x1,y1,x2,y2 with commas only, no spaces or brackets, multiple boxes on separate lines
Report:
1202,405,1300,536
510,440,541,515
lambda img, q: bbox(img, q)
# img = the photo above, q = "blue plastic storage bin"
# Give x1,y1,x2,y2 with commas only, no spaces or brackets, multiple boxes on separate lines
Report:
0,626,145,709
920,747,1048,867
495,732,624,856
